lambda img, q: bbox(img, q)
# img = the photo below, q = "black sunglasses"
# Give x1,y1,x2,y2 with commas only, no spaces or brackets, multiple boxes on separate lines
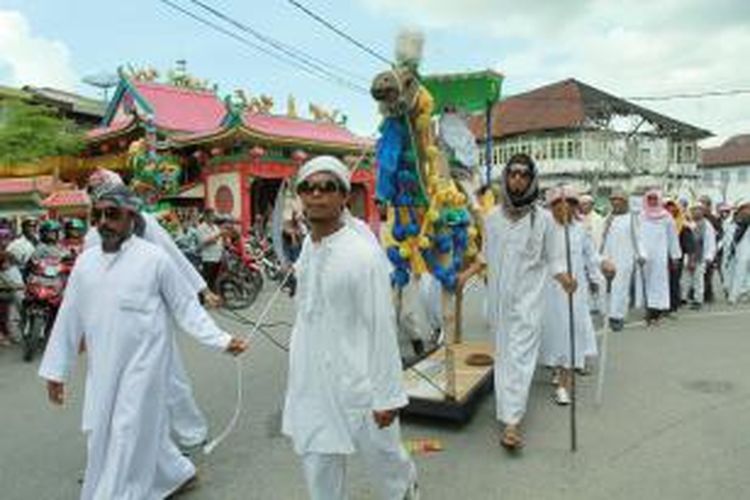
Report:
91,206,127,224
507,166,532,179
296,180,343,195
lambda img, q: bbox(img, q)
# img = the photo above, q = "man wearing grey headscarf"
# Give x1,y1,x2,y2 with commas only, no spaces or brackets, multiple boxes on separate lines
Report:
282,156,418,500
84,169,221,451
39,184,247,499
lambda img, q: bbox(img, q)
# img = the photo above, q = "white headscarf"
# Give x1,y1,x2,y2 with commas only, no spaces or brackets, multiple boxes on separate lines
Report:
296,156,351,191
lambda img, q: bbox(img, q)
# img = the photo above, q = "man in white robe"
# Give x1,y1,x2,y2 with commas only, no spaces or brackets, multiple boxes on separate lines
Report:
580,194,605,251
723,199,750,304
460,154,576,450
600,188,646,331
541,186,614,405
683,204,717,309
638,189,682,324
39,185,247,499
283,156,418,500
84,169,218,449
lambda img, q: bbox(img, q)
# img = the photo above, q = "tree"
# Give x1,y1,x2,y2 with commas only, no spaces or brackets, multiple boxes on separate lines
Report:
0,98,84,165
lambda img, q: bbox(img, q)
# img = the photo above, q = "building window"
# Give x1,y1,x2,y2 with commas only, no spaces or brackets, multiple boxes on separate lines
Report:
684,145,694,162
574,140,582,159
720,170,731,183
703,171,714,185
738,168,748,183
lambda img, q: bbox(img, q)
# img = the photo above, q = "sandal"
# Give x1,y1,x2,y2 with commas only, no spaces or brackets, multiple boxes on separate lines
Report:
500,426,524,451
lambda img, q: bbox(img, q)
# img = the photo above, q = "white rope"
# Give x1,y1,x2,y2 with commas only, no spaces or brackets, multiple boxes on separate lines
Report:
203,266,295,455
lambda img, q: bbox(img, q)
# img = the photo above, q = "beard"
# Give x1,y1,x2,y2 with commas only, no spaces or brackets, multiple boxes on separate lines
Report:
98,227,129,253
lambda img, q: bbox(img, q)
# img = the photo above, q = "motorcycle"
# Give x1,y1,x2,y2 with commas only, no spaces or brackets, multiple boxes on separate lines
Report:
21,256,69,362
246,237,283,282
216,245,264,310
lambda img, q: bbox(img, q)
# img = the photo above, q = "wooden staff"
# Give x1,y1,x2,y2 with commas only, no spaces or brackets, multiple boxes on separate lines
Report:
563,221,578,453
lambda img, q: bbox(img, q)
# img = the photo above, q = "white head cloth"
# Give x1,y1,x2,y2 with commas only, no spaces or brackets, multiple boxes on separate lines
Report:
297,156,351,192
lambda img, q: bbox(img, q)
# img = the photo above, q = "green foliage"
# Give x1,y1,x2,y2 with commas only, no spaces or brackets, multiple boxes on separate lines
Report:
0,98,84,164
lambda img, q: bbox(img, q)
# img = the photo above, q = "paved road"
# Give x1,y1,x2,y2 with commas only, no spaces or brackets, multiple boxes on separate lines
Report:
1,285,749,500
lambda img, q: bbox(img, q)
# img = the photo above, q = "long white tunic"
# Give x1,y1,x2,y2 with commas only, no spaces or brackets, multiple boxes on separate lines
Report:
484,207,566,425
84,213,209,446
723,224,750,303
638,215,681,310
692,219,717,264
39,237,230,500
7,235,35,268
600,213,645,320
540,222,599,369
582,210,606,251
282,226,408,455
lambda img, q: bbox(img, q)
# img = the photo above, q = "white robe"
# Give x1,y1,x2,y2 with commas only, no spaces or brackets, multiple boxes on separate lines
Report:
39,237,230,500
484,207,566,425
600,213,645,320
6,235,36,268
723,223,750,303
283,226,415,499
541,222,599,369
638,215,681,310
84,213,209,446
582,210,606,251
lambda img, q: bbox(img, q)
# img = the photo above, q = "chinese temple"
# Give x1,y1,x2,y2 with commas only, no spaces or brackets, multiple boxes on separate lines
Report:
82,70,376,233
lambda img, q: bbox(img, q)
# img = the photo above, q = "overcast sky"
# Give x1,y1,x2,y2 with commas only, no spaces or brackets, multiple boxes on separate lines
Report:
2,0,749,145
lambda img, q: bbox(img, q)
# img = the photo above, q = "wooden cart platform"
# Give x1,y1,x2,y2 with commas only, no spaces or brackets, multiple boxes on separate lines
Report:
401,341,494,423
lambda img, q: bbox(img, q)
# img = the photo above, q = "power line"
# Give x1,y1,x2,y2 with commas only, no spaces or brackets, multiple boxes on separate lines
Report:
627,88,750,101
286,0,393,66
496,89,750,104
157,0,368,95
186,0,369,93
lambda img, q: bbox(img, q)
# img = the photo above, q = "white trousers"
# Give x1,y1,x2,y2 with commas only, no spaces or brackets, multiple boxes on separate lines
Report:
168,336,208,447
683,261,706,304
301,416,416,500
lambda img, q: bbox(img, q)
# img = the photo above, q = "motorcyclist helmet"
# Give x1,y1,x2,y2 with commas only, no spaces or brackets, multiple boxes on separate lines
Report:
39,219,62,243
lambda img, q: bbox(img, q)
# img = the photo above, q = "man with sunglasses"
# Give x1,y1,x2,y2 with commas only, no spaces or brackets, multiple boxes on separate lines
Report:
84,169,222,453
39,185,247,500
283,156,419,500
460,153,576,451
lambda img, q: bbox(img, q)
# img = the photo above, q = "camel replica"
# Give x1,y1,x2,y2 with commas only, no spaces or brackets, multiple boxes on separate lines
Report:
370,31,503,419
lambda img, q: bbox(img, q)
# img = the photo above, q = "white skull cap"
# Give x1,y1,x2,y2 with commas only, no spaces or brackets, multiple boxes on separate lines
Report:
297,156,351,192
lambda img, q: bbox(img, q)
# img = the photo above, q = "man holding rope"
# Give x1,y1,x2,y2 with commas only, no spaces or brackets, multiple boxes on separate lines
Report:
84,168,222,452
282,156,419,500
39,185,247,499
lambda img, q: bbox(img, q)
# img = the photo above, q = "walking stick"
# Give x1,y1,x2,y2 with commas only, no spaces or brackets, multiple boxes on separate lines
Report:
595,276,612,406
638,259,649,322
563,222,577,452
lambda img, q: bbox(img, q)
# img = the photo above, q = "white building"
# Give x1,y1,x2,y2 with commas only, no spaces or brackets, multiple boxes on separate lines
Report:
699,135,750,206
471,79,711,197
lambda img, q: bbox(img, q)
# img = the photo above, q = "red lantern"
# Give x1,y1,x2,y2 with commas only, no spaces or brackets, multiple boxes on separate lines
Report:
118,139,127,149
100,143,110,154
210,147,223,157
249,146,266,159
